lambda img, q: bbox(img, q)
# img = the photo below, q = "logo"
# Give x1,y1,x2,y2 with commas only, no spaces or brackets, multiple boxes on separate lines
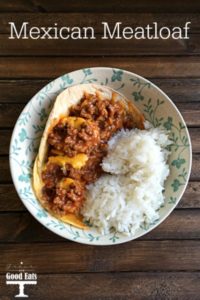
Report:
6,262,37,298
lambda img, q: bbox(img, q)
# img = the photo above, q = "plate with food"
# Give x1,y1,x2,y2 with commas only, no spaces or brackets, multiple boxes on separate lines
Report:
9,67,192,245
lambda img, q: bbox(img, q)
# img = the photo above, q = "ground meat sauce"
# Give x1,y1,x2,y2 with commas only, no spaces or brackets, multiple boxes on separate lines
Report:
70,94,130,140
48,117,100,157
53,181,85,214
42,92,136,216
42,163,63,188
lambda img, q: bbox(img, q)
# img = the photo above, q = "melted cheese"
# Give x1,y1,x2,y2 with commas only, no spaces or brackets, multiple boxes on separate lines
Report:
58,178,74,189
61,116,86,128
48,153,88,169
60,213,87,229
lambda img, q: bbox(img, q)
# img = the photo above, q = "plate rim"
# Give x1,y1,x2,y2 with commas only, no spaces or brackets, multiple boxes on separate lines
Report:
9,67,192,245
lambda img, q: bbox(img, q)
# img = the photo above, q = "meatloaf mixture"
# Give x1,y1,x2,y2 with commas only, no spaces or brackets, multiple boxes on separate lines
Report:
42,92,137,216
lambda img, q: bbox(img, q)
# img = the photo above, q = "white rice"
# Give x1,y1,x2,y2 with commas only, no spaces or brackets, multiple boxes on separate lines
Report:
81,124,171,235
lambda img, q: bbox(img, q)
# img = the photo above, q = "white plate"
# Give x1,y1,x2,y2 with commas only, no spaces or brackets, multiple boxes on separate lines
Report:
9,67,192,245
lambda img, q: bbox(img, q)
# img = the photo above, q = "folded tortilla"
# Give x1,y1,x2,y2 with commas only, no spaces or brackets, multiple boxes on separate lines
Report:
32,83,144,229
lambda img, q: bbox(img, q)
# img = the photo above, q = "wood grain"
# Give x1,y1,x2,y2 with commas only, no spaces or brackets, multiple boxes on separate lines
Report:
0,2,199,299
152,78,200,102
1,78,200,104
175,102,200,126
0,102,199,128
180,181,200,208
0,80,48,103
1,181,200,212
189,128,200,152
0,209,200,243
0,184,24,211
1,57,200,79
0,130,11,154
0,158,11,182
0,240,200,272
1,0,200,13
0,103,23,127
1,272,200,300
0,13,199,34
0,0,38,12
1,34,199,56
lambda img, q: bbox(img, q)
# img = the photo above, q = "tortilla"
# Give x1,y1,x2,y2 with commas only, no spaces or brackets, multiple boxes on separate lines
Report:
32,83,144,229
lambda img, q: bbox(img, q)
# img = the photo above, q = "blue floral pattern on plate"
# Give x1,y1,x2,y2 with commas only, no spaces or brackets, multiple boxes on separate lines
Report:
9,67,192,245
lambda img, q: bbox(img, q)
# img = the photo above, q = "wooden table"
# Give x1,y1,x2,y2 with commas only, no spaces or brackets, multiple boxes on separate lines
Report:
0,1,200,299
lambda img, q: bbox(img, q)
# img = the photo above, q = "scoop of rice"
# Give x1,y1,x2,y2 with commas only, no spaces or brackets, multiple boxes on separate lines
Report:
81,126,171,235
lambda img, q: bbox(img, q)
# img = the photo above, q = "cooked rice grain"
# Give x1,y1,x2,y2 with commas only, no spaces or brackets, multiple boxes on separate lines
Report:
82,126,171,235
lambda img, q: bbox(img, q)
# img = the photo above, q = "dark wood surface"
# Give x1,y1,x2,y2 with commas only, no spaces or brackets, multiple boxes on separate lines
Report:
0,1,200,299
